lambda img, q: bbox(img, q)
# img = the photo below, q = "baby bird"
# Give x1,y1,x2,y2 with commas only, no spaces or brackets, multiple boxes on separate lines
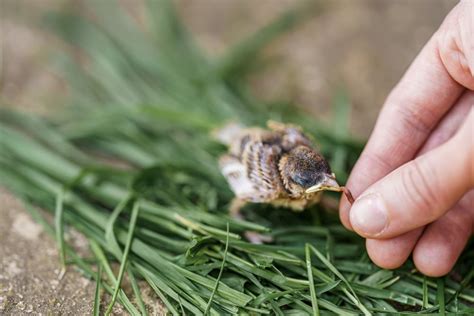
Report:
216,121,354,222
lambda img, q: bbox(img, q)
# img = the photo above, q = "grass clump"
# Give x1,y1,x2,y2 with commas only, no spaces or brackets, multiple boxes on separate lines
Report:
0,0,473,314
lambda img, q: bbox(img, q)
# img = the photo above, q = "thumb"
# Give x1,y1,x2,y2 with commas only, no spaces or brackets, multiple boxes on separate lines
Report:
349,109,474,239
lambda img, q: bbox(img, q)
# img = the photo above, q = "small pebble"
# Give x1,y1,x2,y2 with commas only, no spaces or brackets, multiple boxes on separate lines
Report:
17,301,25,310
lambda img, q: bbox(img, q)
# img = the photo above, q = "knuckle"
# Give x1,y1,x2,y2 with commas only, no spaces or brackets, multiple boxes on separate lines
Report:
449,209,473,237
365,150,394,173
393,103,435,138
400,159,439,219
437,2,474,89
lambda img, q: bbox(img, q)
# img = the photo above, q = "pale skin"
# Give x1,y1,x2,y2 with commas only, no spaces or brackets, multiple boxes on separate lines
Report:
339,1,474,277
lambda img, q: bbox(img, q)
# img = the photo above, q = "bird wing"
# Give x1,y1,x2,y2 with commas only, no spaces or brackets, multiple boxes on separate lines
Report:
219,139,286,203
241,140,285,202
267,121,313,151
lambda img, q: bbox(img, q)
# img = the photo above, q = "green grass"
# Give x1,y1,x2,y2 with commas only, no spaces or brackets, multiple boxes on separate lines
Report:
306,244,321,316
93,263,103,316
105,200,141,315
0,0,473,314
205,223,230,315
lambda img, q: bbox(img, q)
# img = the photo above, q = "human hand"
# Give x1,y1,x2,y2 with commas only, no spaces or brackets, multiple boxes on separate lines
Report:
339,0,474,277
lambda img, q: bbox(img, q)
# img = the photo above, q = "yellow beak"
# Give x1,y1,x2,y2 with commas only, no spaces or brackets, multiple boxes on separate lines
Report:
305,175,341,194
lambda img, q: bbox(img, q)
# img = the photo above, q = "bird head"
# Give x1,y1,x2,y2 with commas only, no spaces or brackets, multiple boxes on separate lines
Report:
279,145,340,198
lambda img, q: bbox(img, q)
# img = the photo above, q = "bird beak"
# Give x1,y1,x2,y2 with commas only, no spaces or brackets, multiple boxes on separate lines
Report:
305,173,342,194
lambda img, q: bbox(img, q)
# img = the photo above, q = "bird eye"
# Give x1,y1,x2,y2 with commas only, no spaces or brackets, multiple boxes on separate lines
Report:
291,172,322,188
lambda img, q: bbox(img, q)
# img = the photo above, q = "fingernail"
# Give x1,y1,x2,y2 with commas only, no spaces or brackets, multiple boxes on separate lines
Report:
350,192,388,236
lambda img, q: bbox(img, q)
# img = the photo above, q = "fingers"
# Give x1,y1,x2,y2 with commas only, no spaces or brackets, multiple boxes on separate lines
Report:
413,194,474,277
365,228,424,269
339,2,469,229
340,91,473,231
366,191,473,274
349,110,473,239
362,92,473,270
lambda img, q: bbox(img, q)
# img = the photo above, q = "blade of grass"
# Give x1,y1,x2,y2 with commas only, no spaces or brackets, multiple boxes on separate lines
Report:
136,264,185,316
308,245,371,316
105,193,134,257
178,296,186,316
93,264,102,316
105,200,141,315
305,244,320,316
437,278,446,316
422,276,429,309
204,222,230,314
55,188,66,269
89,240,141,315
128,266,148,316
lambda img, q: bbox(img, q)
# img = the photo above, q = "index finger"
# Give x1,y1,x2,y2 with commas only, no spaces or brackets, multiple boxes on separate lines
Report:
339,4,467,229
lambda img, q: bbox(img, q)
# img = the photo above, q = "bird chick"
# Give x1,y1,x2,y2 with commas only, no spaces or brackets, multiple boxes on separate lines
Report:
215,121,354,218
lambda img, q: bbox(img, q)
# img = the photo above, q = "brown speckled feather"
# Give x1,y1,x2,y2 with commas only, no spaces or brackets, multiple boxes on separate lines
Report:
242,141,284,201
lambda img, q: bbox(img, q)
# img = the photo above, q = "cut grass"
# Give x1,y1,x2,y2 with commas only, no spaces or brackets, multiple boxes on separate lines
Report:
93,263,102,316
0,0,473,315
105,200,141,315
306,244,320,316
55,188,66,268
204,223,230,315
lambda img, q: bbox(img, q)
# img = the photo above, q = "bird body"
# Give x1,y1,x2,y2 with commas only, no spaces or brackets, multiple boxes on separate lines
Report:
216,121,348,211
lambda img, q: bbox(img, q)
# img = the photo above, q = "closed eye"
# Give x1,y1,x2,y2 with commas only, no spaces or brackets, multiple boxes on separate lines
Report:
291,172,322,188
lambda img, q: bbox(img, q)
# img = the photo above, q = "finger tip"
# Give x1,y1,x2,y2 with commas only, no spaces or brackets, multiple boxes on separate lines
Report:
413,243,453,277
413,208,472,277
366,228,424,269
366,239,409,270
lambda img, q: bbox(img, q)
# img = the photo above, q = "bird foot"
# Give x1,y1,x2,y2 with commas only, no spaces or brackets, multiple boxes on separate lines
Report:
244,231,273,244
229,198,273,244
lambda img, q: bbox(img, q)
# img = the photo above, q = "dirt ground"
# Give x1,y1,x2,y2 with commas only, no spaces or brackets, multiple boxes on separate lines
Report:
0,0,457,315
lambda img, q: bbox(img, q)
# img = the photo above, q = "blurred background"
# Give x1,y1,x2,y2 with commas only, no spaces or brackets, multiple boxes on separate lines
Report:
0,0,457,314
